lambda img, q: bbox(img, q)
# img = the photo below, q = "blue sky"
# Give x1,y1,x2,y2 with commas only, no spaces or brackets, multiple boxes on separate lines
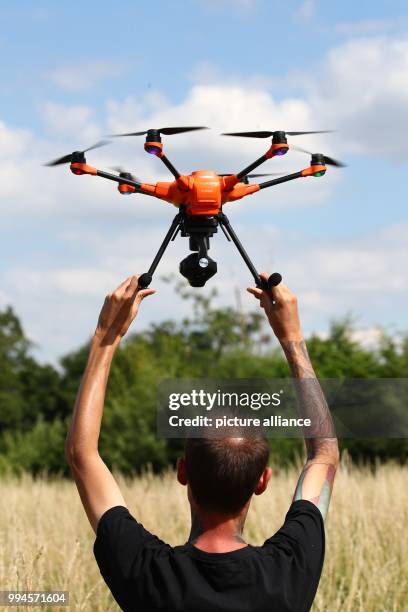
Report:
0,0,407,362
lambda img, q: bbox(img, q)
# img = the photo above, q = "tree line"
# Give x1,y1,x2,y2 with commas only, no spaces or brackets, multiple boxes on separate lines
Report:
0,285,407,475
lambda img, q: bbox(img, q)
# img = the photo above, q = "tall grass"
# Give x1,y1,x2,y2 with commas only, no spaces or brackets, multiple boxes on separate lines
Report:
0,462,407,611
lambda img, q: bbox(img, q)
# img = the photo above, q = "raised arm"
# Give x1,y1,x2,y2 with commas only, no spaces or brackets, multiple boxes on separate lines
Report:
247,275,339,520
65,276,155,532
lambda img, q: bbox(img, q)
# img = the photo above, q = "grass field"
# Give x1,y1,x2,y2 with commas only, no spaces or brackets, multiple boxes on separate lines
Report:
0,461,407,611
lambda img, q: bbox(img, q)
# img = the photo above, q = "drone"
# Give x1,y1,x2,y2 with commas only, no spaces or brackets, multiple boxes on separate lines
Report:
45,127,345,290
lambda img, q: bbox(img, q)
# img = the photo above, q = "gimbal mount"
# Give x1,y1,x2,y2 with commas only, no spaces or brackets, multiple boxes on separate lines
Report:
137,209,282,291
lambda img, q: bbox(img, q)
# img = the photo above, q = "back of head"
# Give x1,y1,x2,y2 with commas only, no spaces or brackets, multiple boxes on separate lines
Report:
185,436,269,515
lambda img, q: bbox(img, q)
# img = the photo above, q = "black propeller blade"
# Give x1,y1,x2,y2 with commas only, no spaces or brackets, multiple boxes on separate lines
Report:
219,172,285,185
219,172,282,178
44,140,110,167
222,130,333,138
292,145,347,167
109,126,208,137
247,173,282,178
109,166,140,181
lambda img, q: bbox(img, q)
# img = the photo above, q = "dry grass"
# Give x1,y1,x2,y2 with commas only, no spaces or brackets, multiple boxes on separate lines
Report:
0,461,407,611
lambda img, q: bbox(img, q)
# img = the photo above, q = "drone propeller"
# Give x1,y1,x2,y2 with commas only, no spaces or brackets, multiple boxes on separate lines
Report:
219,172,286,185
291,145,347,167
109,166,140,181
222,130,333,138
109,126,208,137
246,173,282,178
44,140,110,167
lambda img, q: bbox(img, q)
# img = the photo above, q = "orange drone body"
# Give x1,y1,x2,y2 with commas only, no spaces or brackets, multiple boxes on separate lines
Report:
70,161,326,218
70,164,262,216
139,170,260,216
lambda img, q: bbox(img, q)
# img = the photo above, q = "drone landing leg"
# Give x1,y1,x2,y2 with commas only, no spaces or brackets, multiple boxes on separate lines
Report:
138,212,182,288
218,213,282,291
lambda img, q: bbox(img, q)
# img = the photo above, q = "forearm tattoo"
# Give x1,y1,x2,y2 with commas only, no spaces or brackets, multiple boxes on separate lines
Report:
293,462,337,521
281,340,338,520
281,340,337,458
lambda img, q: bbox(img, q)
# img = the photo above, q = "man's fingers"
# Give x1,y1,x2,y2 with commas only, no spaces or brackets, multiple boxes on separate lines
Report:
133,288,156,307
116,275,143,302
137,288,156,300
112,276,133,296
130,289,156,317
258,273,294,302
247,287,262,300
124,275,139,298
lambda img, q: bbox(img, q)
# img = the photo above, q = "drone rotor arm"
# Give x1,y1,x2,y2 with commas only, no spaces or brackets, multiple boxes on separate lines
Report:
157,152,181,180
257,163,327,189
234,140,290,182
236,153,269,181
69,163,153,195
258,171,303,189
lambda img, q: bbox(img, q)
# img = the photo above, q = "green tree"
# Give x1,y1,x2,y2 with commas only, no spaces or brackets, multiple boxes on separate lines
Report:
0,293,407,475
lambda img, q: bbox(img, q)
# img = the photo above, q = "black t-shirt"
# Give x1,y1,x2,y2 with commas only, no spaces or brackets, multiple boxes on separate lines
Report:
94,500,325,612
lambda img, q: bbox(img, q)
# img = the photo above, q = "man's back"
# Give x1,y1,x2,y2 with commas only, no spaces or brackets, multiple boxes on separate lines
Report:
94,500,325,612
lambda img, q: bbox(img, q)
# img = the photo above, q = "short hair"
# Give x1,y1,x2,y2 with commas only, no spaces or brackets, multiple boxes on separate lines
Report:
184,436,269,514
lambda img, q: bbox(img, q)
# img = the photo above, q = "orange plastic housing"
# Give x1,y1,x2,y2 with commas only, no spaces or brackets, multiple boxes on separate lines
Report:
266,142,289,159
144,141,163,154
70,163,97,175
118,183,136,194
138,170,260,216
301,164,326,177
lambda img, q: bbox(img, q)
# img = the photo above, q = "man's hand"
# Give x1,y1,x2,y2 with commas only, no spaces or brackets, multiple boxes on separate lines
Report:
95,275,155,346
247,273,303,343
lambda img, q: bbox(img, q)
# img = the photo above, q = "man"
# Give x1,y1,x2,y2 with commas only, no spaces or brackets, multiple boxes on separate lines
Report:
66,273,339,612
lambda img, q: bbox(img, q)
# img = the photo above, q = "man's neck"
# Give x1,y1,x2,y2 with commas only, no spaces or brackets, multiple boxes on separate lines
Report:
188,508,248,553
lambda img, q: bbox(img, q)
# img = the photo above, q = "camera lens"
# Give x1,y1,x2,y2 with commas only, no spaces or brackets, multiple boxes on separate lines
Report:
180,253,217,287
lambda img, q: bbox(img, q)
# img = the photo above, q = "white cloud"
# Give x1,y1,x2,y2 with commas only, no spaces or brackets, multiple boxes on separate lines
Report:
312,326,385,349
46,60,123,91
188,61,274,91
281,224,408,294
350,327,384,348
42,102,101,141
310,37,408,159
105,82,335,180
0,290,11,307
0,121,33,159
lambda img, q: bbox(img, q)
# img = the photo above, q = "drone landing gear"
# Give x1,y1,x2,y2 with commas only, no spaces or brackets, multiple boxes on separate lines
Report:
138,213,182,289
217,213,282,291
138,211,281,291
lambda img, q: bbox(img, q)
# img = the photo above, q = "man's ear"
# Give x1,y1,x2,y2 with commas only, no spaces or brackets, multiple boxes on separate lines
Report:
254,467,272,496
176,457,187,486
